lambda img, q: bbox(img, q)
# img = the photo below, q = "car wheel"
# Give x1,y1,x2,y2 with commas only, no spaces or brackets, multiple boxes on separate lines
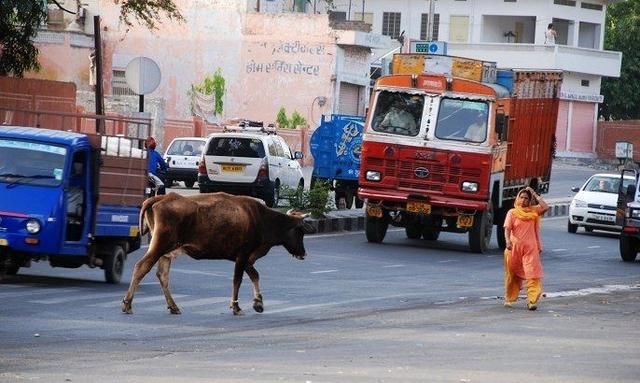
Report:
265,182,280,208
620,235,638,262
184,180,195,188
567,220,578,234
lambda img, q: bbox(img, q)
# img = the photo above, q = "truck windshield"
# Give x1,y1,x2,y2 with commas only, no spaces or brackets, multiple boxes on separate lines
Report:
435,98,489,143
371,90,423,136
0,138,66,187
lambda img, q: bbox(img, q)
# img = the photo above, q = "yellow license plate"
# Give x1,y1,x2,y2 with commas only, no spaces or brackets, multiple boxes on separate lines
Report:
0,239,8,246
221,164,245,172
406,201,431,214
366,205,383,218
457,215,474,228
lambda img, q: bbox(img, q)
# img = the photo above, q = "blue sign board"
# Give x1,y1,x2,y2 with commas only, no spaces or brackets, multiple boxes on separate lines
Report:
409,41,448,55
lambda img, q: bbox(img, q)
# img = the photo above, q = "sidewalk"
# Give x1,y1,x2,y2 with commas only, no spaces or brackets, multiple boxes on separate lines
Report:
307,197,572,234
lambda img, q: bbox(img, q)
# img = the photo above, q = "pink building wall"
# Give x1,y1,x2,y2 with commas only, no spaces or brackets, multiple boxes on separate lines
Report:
555,100,598,157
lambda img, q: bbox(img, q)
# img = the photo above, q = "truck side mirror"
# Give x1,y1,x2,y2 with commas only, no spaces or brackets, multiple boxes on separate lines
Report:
495,113,508,141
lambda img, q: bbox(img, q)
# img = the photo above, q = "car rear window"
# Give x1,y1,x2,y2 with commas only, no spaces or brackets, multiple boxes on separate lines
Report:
167,139,205,156
207,137,265,158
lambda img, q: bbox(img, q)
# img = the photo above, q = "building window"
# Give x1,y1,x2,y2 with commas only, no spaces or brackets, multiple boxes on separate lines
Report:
111,70,136,96
354,12,374,24
329,11,346,21
581,80,590,87
581,2,603,10
504,0,516,2
420,13,440,40
553,0,576,6
382,12,402,39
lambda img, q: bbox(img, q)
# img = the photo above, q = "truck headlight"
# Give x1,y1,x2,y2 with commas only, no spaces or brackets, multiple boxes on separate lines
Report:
365,170,381,182
461,181,478,192
572,198,587,208
26,219,41,234
630,208,640,219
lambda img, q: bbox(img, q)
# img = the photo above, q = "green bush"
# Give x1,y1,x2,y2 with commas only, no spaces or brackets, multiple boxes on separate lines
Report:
275,107,308,129
281,181,332,217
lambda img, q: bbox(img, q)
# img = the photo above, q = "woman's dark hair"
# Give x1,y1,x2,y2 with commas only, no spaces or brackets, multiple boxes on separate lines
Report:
548,23,554,29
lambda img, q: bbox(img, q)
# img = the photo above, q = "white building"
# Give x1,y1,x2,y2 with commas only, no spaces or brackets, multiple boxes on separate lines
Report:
325,0,623,158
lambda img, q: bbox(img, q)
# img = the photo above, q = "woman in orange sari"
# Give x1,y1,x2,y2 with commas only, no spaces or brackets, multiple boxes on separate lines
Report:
503,187,549,310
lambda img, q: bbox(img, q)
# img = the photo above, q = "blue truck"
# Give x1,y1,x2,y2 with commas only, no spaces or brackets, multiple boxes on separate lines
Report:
0,122,148,283
309,114,365,209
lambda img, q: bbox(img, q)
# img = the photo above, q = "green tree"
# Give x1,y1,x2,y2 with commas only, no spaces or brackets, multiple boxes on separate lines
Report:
600,0,640,120
0,0,183,77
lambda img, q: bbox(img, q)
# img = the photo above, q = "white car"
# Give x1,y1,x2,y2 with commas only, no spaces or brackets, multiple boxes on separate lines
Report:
163,137,207,188
197,125,304,207
568,173,634,233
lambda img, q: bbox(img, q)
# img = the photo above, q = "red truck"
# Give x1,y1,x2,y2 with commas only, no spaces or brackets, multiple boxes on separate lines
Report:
358,54,562,253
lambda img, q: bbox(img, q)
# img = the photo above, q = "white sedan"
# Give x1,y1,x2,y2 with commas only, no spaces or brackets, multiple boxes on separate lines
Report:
568,173,635,233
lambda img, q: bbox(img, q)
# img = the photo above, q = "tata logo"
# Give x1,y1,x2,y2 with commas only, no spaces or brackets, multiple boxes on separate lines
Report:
414,167,430,178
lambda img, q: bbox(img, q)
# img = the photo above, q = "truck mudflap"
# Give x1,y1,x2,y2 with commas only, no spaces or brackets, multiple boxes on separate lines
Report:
95,205,141,238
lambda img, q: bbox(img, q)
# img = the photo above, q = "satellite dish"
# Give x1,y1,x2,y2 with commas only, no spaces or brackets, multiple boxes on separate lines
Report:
125,57,161,95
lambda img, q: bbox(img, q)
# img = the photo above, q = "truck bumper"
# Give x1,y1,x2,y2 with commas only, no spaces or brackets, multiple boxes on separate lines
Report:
358,187,488,211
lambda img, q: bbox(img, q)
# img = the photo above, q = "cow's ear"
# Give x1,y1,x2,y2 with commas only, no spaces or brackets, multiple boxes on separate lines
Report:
301,220,316,234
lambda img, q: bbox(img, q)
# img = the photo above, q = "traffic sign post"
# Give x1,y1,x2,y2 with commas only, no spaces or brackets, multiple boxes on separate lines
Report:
409,40,448,55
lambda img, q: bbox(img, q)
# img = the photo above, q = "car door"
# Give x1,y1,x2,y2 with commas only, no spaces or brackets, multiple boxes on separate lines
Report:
275,136,302,189
266,136,284,185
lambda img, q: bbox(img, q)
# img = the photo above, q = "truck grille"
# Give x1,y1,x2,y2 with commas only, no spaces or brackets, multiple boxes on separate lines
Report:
374,158,481,192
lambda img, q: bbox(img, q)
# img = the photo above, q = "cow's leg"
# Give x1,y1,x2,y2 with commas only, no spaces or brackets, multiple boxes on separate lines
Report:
122,240,170,314
245,265,263,313
230,258,248,315
156,255,181,314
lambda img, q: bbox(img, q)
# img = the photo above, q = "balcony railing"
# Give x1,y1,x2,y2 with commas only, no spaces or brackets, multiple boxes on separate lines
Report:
447,43,621,78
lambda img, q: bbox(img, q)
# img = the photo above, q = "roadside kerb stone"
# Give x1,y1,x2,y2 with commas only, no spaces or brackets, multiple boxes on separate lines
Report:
308,199,572,234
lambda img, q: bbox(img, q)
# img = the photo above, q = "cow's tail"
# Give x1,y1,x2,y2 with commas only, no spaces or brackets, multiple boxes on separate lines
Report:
139,195,164,236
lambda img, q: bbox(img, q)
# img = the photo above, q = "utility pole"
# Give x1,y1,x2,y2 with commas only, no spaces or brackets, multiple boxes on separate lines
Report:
427,0,436,41
93,15,104,134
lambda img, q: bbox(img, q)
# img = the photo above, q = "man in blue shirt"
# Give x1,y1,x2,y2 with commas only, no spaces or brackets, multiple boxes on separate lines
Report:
145,136,168,195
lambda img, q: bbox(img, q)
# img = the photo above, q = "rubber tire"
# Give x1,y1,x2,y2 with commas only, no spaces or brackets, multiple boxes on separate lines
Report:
355,197,364,209
184,180,195,188
6,264,19,275
104,245,125,284
421,216,441,241
469,205,493,254
405,224,422,239
567,220,578,234
365,213,388,243
265,182,280,208
344,191,354,210
165,179,173,188
619,235,638,262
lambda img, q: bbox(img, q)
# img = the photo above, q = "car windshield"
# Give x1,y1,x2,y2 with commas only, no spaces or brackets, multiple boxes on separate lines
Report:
371,90,423,136
584,175,634,194
434,98,488,143
167,139,205,156
0,138,66,187
207,137,266,158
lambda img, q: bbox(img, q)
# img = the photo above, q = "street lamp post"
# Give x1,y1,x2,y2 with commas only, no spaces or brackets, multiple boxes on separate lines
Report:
427,0,436,40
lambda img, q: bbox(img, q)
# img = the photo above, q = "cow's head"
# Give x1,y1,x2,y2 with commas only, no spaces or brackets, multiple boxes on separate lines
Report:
283,210,316,260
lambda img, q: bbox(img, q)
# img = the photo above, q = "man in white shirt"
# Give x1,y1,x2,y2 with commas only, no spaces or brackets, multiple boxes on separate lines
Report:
465,111,487,142
379,99,418,135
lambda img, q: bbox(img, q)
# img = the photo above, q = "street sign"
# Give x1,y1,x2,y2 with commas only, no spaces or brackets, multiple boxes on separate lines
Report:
125,57,161,95
409,40,447,55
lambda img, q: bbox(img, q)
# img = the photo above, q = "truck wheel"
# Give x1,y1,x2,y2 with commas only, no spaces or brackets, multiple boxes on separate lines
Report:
104,245,125,284
620,236,638,262
567,220,578,234
469,205,493,254
184,180,195,188
355,197,364,209
421,216,441,240
405,224,422,239
6,264,19,275
366,213,388,243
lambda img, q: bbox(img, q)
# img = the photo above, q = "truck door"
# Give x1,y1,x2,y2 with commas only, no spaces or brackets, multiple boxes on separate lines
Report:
616,169,638,226
65,150,89,242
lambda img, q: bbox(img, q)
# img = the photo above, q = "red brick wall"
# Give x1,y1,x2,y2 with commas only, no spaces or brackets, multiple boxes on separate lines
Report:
596,121,640,160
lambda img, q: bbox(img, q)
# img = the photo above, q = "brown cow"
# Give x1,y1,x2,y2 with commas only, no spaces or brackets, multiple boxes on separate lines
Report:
121,192,315,315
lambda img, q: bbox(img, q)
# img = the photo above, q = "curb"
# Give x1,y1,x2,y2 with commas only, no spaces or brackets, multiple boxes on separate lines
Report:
308,201,571,235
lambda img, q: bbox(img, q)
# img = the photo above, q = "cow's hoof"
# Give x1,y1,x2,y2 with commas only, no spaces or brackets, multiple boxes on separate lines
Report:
169,306,182,315
122,300,133,314
232,308,244,316
253,301,264,313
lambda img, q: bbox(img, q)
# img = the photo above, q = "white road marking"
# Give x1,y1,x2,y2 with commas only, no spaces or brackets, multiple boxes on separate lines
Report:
587,246,601,249
147,296,229,311
383,264,405,268
89,294,188,308
310,269,339,274
552,248,568,252
170,268,227,277
438,260,459,263
194,299,289,315
545,284,640,298
29,292,128,305
0,287,79,299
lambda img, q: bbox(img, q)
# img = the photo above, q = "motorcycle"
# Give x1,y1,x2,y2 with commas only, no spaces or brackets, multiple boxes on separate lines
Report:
146,168,167,198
